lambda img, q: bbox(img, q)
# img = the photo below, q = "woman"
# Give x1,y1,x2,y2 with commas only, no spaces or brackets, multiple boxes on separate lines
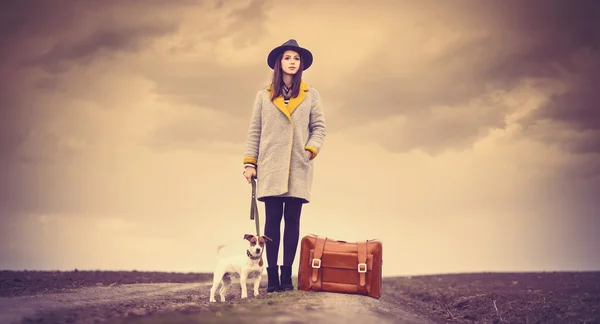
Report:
242,39,327,292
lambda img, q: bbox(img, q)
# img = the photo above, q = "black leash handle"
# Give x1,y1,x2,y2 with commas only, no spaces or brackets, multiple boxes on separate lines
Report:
250,176,260,236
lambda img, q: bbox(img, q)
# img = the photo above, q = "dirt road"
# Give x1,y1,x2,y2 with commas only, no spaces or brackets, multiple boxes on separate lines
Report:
0,279,430,324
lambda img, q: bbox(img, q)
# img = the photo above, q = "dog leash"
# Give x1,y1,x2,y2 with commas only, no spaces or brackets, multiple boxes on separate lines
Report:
250,176,260,236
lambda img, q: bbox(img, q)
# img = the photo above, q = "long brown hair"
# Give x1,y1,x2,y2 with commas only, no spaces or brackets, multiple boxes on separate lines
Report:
269,52,304,102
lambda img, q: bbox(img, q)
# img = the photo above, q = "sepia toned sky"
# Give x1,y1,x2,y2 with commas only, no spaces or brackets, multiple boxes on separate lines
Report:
1,0,599,276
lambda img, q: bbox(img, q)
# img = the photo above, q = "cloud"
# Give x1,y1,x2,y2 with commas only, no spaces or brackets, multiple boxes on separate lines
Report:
146,105,250,150
135,0,277,150
320,0,600,155
0,0,182,221
0,0,270,159
0,0,280,220
21,23,180,74
0,0,194,164
146,63,267,117
0,1,192,72
518,47,600,154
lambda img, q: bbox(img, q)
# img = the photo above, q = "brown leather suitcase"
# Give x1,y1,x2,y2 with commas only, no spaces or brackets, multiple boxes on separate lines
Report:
297,234,383,299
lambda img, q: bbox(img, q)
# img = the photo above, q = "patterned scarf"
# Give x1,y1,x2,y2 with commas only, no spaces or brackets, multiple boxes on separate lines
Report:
282,85,292,105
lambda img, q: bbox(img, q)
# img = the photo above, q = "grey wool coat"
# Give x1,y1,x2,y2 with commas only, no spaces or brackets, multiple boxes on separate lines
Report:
243,81,327,203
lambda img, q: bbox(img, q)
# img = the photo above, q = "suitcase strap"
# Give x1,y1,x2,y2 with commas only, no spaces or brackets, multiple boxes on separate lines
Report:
357,241,368,287
310,237,327,291
309,237,370,292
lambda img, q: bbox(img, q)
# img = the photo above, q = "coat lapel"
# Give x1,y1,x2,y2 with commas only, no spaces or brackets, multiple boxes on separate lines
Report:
267,81,310,121
272,95,289,120
287,82,309,116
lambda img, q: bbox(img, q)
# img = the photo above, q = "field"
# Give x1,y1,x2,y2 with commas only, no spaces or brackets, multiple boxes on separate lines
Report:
1,270,599,323
381,271,600,323
0,269,212,298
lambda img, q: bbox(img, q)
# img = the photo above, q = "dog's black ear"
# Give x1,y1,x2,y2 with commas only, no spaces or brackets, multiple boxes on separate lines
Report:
261,235,273,242
243,234,254,241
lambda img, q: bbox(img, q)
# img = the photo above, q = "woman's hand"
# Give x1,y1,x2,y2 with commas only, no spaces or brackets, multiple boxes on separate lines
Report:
305,149,313,160
244,166,256,183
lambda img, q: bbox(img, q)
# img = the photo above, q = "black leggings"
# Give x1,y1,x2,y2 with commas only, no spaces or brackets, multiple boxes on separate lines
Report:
263,196,303,267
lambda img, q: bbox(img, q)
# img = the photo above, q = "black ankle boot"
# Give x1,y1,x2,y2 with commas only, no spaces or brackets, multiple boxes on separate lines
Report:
266,266,280,293
279,265,294,291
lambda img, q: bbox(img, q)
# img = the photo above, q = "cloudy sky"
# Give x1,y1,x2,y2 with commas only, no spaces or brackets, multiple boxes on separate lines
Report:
1,0,599,276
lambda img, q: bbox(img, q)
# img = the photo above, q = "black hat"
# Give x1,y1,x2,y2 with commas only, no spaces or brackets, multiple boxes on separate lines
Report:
267,39,313,71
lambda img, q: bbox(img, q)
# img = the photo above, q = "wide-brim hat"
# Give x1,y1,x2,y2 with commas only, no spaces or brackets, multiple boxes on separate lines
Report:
267,39,313,71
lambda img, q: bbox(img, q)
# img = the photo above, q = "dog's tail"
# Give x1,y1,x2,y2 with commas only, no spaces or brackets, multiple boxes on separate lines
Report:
216,244,226,255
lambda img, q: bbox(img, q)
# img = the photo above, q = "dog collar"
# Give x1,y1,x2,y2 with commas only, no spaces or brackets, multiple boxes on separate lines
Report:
246,250,262,260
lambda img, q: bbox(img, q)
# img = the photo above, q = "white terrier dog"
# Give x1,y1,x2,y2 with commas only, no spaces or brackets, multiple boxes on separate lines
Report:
209,234,272,302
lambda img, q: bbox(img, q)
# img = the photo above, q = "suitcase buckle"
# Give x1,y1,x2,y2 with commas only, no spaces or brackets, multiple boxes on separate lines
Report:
358,263,367,273
312,258,321,268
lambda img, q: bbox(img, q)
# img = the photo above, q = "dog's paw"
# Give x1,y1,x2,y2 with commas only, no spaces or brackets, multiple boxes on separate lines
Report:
209,299,216,303
254,291,260,297
241,294,247,299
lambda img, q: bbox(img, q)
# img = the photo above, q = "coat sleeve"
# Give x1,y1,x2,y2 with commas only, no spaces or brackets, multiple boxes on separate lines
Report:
304,88,327,160
243,91,263,166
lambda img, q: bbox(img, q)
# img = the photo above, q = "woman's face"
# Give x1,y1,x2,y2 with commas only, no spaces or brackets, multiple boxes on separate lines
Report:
280,50,301,75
